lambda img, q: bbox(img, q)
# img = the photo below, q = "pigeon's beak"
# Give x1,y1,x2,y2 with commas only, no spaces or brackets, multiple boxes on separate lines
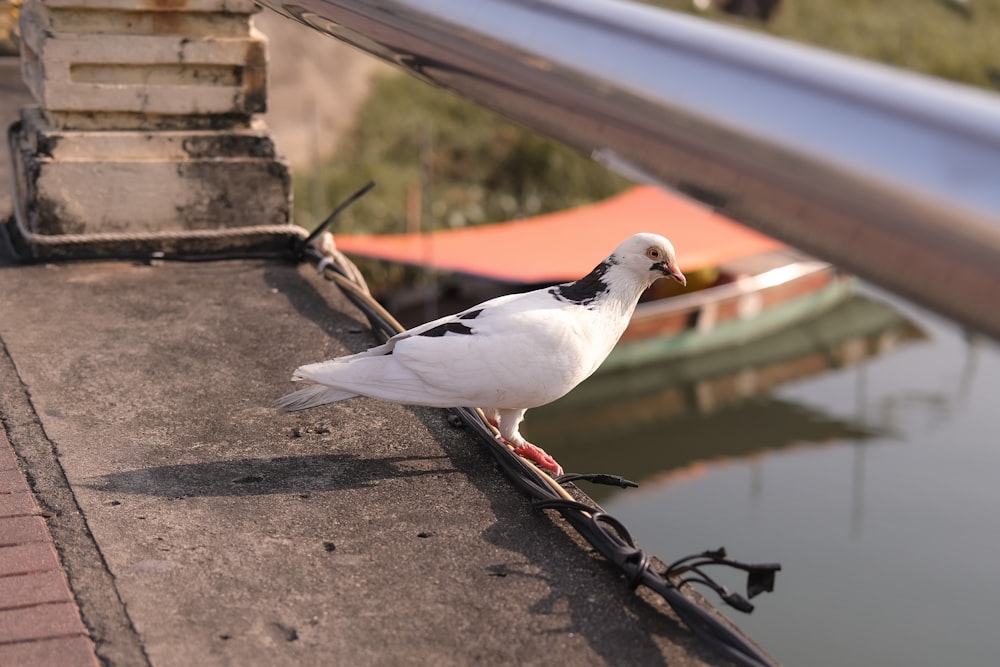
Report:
661,262,687,287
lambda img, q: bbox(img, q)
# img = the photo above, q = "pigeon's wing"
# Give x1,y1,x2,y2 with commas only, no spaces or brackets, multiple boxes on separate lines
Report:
385,292,597,408
292,287,597,409
330,291,530,362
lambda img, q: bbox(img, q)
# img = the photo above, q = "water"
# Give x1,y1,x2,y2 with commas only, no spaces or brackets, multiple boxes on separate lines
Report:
524,284,1000,666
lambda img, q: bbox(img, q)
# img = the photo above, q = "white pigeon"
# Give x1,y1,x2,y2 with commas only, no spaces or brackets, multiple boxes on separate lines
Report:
277,232,686,475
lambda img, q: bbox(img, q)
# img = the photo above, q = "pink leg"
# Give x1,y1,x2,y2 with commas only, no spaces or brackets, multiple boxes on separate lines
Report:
509,441,564,476
488,408,564,475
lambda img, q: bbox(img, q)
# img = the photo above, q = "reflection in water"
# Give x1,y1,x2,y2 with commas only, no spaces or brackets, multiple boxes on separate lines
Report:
865,329,981,434
541,394,882,501
524,293,925,502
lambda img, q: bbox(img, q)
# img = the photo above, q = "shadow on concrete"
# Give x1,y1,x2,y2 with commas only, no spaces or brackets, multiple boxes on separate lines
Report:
86,453,458,498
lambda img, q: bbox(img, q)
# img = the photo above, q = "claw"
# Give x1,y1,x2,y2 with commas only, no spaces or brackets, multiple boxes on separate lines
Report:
511,443,564,476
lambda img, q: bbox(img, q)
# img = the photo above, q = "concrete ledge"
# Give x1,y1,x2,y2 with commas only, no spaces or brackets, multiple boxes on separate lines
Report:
0,258,747,666
6,3,294,258
8,107,294,256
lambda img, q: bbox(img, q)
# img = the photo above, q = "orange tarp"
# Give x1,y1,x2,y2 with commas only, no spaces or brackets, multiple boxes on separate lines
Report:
333,186,785,284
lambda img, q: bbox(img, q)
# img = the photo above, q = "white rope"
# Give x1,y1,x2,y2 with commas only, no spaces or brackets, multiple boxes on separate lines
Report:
12,214,308,246
6,122,372,300
311,230,371,295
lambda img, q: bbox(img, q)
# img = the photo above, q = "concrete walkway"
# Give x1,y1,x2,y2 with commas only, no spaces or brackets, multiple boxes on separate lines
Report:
1,57,757,667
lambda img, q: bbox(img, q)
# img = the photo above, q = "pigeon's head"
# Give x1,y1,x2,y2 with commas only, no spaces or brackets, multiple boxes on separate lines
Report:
616,233,686,287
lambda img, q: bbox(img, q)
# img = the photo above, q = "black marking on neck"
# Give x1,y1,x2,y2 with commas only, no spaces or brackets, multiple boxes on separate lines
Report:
548,258,615,306
457,309,483,320
419,321,475,337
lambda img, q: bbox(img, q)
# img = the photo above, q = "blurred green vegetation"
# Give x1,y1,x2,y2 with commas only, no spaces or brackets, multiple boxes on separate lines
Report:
293,74,629,234
647,1,999,88
295,0,999,238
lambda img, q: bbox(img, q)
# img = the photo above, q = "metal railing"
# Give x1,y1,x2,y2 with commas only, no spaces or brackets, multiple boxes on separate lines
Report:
258,0,1000,340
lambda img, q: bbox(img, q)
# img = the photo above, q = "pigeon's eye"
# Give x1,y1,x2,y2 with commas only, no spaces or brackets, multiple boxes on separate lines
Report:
646,247,662,261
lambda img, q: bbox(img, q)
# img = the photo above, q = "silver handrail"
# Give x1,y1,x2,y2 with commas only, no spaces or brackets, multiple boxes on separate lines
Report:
258,0,1000,340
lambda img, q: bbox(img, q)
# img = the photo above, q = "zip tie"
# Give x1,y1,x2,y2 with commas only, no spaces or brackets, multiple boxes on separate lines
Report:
316,255,335,275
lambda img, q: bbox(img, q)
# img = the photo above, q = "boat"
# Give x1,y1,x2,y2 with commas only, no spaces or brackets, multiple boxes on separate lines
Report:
524,290,926,493
333,186,855,370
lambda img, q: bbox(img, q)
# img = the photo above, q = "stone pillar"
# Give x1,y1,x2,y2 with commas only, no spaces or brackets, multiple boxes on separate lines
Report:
8,0,294,258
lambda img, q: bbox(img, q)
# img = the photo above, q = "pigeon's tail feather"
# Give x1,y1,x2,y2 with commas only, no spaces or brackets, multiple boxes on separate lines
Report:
275,383,357,413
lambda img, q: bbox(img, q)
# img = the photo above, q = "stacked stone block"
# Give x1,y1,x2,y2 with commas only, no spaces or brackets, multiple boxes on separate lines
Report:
9,0,293,256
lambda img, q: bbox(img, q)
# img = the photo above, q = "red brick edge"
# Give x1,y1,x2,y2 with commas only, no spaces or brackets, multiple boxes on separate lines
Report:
0,429,99,667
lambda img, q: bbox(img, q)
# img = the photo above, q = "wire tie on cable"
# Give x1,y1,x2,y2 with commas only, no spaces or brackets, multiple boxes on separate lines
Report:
623,550,651,589
316,256,335,275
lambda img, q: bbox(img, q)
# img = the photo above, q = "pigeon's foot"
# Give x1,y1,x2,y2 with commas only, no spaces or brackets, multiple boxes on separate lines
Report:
510,442,564,476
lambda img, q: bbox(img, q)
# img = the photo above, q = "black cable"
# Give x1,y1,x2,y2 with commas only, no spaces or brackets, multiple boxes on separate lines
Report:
556,472,639,488
298,180,376,254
